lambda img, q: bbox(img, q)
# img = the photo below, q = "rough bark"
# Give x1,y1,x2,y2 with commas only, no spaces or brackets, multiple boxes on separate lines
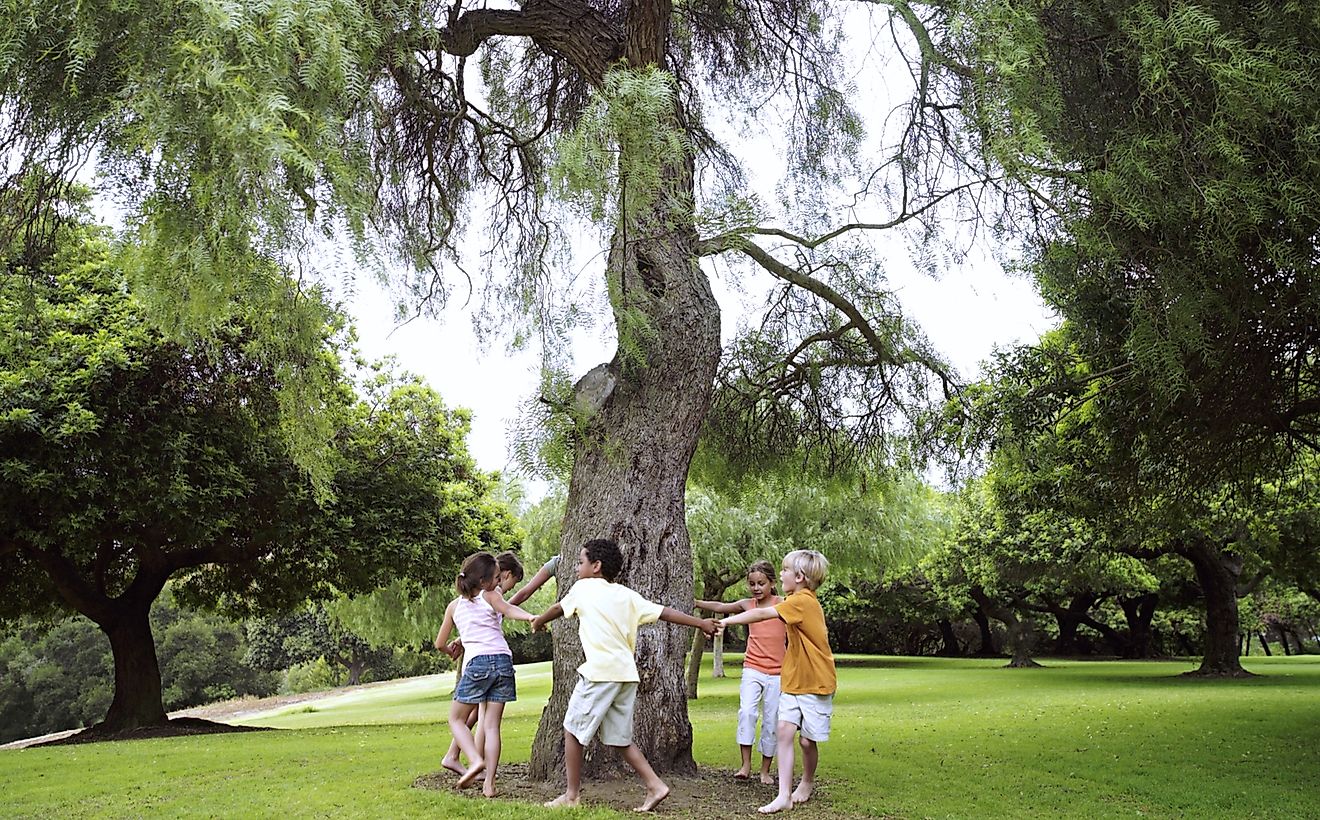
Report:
1180,539,1252,677
527,131,720,779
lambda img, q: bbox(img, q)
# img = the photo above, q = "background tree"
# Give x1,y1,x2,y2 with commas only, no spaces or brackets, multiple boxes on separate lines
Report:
0,222,514,733
0,590,278,744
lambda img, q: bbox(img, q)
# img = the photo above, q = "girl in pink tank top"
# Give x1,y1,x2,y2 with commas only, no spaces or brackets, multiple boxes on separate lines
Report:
433,551,537,797
695,560,787,783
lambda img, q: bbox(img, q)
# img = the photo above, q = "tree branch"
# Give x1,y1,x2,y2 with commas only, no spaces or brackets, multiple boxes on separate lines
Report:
421,0,625,85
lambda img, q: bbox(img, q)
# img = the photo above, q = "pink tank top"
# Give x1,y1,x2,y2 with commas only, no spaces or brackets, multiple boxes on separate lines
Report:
453,594,511,657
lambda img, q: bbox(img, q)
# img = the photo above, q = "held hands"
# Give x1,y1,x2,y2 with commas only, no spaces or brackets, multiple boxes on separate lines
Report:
700,617,722,638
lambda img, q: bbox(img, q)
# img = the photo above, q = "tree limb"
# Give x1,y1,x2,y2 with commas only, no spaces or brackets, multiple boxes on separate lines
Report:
418,0,626,85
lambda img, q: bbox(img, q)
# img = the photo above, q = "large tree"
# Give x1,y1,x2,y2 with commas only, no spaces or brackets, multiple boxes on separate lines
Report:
1,0,979,774
0,221,514,732
945,0,1320,480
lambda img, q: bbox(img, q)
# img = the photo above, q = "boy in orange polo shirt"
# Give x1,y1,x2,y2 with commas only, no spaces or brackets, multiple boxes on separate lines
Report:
719,549,836,814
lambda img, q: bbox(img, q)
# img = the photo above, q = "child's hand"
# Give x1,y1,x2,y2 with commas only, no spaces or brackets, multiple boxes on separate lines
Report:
444,639,463,659
701,617,721,638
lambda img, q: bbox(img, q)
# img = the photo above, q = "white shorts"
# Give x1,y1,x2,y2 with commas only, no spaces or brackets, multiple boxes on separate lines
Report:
563,676,637,747
737,667,781,756
778,692,834,742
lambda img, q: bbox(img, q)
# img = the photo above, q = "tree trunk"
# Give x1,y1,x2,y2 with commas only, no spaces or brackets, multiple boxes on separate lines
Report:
1259,633,1272,656
936,618,961,656
527,131,721,779
1181,540,1251,677
972,606,999,656
685,627,705,700
1005,616,1042,668
1118,593,1158,659
1048,593,1097,655
98,603,168,731
970,588,1040,668
1278,627,1293,656
712,630,725,678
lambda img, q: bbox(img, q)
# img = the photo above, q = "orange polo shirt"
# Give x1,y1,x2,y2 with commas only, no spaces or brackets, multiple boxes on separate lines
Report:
774,588,836,695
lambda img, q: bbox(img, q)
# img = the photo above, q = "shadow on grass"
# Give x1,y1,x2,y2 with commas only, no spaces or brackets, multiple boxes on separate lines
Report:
35,717,275,747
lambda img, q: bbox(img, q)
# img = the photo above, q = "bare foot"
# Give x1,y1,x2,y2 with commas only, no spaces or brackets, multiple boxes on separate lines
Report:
760,773,775,785
455,759,485,789
482,786,499,798
441,757,464,777
544,793,579,808
635,784,671,812
758,796,794,814
734,768,751,780
791,780,814,805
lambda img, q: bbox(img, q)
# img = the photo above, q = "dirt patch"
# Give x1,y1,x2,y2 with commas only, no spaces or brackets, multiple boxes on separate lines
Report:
414,763,872,818
35,717,272,747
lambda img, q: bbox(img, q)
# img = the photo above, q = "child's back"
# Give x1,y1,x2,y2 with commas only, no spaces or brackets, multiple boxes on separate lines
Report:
452,593,510,657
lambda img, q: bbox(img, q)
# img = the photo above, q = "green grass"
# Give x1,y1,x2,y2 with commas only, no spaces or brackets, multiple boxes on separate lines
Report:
3,655,1320,818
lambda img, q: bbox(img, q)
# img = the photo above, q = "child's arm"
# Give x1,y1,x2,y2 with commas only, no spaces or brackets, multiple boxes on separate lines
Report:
531,602,564,632
693,597,750,615
433,600,458,650
482,588,536,622
660,607,721,638
719,605,782,628
508,555,560,606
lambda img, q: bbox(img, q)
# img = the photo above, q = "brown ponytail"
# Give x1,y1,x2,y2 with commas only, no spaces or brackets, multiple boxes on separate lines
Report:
457,552,498,598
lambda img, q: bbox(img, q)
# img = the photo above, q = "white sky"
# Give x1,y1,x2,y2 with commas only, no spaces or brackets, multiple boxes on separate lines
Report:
346,247,1055,478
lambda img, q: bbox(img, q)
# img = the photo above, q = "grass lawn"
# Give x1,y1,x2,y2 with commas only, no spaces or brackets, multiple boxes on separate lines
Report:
3,655,1319,818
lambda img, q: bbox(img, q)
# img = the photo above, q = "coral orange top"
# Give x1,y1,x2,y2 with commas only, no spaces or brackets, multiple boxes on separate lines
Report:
743,596,787,674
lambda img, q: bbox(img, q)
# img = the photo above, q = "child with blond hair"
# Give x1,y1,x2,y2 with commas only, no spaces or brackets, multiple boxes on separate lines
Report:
719,549,836,814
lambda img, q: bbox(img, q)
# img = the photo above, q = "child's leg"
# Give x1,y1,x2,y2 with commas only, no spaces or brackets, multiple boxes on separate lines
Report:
759,675,781,784
442,705,480,774
544,729,583,807
479,702,506,797
792,735,817,804
736,670,763,778
448,701,484,786
618,743,670,812
759,720,798,814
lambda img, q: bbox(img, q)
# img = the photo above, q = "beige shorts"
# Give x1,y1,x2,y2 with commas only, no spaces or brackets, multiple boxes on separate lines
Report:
779,692,834,742
563,676,638,747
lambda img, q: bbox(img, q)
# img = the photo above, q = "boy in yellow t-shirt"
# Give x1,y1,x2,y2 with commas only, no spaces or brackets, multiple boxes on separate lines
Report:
532,538,720,812
719,549,836,814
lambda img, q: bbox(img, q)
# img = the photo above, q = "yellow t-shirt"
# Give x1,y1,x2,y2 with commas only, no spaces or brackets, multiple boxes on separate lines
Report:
774,588,836,695
559,577,664,682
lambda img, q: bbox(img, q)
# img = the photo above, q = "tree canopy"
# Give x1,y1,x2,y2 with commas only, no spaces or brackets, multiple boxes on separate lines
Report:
0,218,515,731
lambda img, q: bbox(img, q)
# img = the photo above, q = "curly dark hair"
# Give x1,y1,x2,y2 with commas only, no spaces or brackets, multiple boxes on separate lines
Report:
582,538,624,582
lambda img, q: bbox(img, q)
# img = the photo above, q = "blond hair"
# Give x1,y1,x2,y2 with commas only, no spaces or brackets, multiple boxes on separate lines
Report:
783,549,829,590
